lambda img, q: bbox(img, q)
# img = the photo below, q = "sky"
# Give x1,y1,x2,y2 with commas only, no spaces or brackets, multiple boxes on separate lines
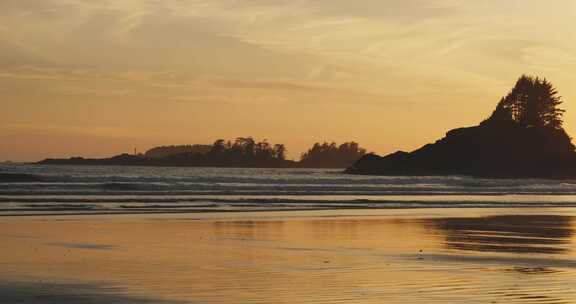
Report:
1,0,576,161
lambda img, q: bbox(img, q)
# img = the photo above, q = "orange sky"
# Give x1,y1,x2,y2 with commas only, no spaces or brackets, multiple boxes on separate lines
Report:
1,0,576,161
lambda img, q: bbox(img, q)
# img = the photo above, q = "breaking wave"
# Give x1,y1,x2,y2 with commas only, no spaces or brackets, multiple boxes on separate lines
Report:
2,164,576,215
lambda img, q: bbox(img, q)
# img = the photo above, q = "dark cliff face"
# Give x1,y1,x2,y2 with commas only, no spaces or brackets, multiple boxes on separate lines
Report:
347,120,576,178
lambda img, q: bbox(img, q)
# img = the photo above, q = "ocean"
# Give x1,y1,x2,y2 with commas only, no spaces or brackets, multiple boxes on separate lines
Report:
2,164,576,215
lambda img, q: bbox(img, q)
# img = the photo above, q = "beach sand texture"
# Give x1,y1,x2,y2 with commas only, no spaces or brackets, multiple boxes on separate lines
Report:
1,208,576,303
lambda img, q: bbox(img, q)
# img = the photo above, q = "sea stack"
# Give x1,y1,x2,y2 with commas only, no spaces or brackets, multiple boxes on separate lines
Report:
346,75,576,178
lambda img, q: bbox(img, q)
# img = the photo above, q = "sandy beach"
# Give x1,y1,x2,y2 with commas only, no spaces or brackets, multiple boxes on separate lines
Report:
4,0,576,302
2,208,576,303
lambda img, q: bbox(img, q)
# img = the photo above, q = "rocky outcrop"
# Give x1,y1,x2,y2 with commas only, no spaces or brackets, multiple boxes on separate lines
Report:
346,120,576,178
347,76,576,178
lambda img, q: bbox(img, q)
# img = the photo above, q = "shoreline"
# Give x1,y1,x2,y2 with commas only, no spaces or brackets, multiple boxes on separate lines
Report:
6,193,576,217
2,205,576,219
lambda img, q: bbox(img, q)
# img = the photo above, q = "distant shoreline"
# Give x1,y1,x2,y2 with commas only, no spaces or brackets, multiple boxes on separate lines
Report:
35,158,348,169
33,140,367,169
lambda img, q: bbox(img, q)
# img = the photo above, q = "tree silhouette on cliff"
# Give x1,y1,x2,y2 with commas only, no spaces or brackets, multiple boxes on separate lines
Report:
486,75,564,129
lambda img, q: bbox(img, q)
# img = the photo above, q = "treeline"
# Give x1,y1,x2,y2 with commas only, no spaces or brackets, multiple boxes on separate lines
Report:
144,145,212,158
209,138,287,161
140,138,364,167
115,138,290,167
39,138,368,168
300,142,366,168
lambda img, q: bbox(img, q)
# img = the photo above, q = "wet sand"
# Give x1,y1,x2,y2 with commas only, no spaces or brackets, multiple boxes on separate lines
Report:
1,208,576,303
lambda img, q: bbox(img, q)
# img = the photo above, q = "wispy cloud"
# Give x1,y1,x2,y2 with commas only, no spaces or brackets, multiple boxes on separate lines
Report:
2,0,576,161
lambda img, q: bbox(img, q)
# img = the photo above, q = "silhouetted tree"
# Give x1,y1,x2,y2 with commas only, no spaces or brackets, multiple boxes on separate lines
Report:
273,144,287,160
254,140,274,160
300,141,367,168
487,75,564,129
207,137,287,163
210,139,227,155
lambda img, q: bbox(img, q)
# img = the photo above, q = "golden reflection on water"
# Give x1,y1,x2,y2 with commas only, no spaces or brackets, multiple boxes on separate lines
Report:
1,209,576,303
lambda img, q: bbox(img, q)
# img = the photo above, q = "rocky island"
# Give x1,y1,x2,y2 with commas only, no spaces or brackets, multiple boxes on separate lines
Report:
38,139,367,169
346,76,576,178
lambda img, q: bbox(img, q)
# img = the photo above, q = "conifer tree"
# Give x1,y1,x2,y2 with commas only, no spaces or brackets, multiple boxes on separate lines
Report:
489,75,564,129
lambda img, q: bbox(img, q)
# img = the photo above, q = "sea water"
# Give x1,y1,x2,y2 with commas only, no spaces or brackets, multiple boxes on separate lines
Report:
2,164,576,215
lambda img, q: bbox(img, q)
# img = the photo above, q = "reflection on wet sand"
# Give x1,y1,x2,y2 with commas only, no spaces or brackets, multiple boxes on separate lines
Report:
212,220,285,241
2,209,576,304
427,215,574,254
504,266,562,275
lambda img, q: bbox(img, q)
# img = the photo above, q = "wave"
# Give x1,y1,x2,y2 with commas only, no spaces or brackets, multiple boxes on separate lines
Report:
3,188,576,196
0,197,576,215
38,177,576,188
4,176,576,197
0,173,44,183
4,164,576,215
5,170,576,186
